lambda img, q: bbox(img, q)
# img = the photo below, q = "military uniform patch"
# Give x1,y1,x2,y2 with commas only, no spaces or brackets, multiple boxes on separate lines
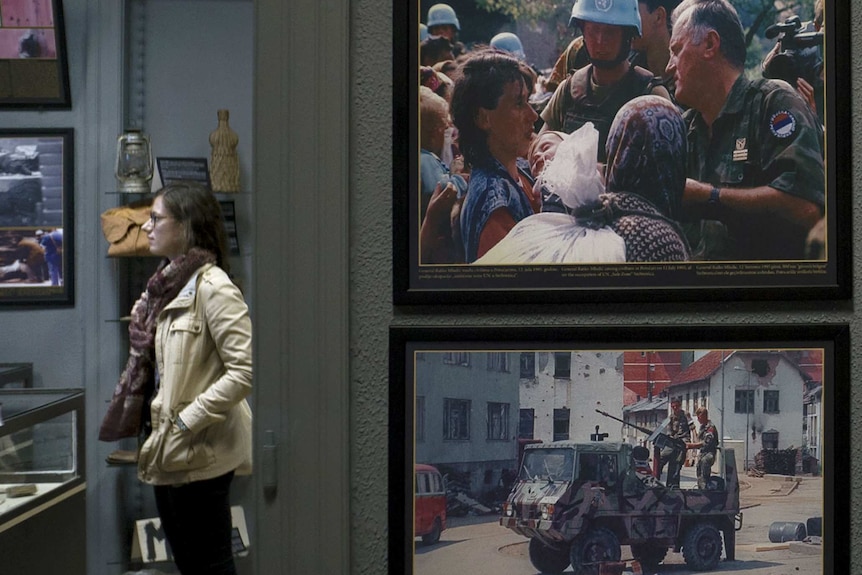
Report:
732,137,748,161
769,111,796,138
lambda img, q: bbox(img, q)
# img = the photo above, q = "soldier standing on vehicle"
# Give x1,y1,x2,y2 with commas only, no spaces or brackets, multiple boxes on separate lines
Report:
659,398,690,488
687,406,718,489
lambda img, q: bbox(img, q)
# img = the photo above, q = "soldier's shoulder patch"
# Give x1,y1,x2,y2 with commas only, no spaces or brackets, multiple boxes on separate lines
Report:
769,110,796,138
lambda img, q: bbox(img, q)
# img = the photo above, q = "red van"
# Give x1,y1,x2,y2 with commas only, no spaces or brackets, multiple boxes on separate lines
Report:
414,464,447,545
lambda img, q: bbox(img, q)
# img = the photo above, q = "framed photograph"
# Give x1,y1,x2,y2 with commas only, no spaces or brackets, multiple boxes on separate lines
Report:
0,128,73,307
156,157,211,188
0,0,72,109
389,324,848,574
394,0,850,305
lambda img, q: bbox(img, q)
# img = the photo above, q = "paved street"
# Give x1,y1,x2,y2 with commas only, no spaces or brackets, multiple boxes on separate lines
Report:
414,469,825,575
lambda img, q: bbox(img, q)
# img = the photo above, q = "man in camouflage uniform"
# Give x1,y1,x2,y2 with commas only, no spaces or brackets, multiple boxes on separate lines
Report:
667,0,824,260
546,0,681,95
688,406,718,489
659,398,691,488
539,0,671,164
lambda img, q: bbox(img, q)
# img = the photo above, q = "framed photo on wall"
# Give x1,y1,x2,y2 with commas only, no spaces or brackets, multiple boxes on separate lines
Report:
0,128,74,306
393,0,850,305
0,0,72,109
389,323,848,575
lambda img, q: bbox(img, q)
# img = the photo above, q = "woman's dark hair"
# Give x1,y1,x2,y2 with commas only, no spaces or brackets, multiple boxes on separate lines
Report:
450,49,535,166
157,181,230,273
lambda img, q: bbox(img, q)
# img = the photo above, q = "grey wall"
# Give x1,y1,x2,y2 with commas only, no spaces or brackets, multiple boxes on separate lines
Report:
349,2,860,575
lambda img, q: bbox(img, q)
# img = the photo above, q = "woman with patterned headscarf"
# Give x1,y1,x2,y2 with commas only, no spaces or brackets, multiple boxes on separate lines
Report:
475,95,690,264
598,94,691,261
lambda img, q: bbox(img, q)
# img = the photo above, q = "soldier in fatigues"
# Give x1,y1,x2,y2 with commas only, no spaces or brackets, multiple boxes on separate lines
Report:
688,406,718,489
659,398,691,487
667,0,824,260
545,0,681,95
539,0,671,165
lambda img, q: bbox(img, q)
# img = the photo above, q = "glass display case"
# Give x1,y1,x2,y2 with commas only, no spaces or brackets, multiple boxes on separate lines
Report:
0,388,85,534
0,363,33,389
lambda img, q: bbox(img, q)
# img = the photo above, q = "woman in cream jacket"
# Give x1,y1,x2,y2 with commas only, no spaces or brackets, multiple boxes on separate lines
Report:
121,182,251,575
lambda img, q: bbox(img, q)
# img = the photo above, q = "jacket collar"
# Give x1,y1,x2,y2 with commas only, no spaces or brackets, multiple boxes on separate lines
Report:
162,263,213,312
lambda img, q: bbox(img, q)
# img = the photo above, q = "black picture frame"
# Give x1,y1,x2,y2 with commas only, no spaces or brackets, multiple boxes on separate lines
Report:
0,128,74,307
393,1,851,305
0,0,72,109
389,323,849,574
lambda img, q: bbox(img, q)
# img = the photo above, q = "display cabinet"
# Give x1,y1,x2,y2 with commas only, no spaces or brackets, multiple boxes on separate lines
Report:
0,388,85,534
0,363,33,389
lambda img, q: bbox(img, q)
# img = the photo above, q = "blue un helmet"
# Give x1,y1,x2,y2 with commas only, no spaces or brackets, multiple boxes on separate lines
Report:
570,0,642,37
490,32,526,61
420,23,429,43
570,0,641,68
427,3,461,31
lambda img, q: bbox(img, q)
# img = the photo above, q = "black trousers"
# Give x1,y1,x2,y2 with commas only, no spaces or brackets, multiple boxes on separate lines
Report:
154,471,237,575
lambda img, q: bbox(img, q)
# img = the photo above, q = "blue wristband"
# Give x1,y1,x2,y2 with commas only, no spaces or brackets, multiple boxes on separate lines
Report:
708,186,721,205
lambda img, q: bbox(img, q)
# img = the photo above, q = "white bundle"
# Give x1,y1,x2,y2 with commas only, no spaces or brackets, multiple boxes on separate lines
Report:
473,123,626,265
473,213,625,265
540,123,605,210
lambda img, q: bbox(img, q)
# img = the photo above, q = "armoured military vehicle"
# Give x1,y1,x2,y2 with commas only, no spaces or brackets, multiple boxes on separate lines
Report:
500,437,741,574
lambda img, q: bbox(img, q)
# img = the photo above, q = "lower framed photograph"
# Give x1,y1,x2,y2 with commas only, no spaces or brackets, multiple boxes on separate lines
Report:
389,324,848,575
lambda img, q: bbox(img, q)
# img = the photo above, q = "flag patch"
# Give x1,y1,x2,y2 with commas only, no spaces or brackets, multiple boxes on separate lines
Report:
769,111,796,138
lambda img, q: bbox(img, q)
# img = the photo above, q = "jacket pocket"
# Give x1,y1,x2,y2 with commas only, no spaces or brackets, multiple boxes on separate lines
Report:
157,424,214,473
716,159,746,187
167,317,203,364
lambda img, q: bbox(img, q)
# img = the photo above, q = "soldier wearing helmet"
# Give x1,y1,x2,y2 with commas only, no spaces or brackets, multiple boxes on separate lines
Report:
538,0,671,166
547,0,681,94
490,32,526,62
426,3,460,42
426,4,466,57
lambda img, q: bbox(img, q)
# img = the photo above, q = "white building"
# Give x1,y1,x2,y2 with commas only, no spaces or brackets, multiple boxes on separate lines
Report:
803,383,823,473
668,351,807,471
517,351,624,444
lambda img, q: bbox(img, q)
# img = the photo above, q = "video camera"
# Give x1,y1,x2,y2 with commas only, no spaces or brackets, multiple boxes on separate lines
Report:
762,15,823,89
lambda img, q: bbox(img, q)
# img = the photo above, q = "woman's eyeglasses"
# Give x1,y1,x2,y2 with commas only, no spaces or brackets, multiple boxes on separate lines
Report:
149,213,170,226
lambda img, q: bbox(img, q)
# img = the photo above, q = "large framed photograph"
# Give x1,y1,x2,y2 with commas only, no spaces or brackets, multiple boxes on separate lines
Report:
0,128,74,306
393,0,850,304
0,0,72,109
389,324,848,574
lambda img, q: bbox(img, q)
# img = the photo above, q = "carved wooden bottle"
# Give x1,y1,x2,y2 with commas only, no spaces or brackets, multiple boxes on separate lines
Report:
209,109,240,192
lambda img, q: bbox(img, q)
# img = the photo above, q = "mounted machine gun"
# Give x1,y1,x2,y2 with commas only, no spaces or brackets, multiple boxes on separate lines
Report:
595,408,687,477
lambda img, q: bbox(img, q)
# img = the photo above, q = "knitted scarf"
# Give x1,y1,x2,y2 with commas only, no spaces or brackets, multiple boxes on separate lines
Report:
574,192,692,263
98,248,216,441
